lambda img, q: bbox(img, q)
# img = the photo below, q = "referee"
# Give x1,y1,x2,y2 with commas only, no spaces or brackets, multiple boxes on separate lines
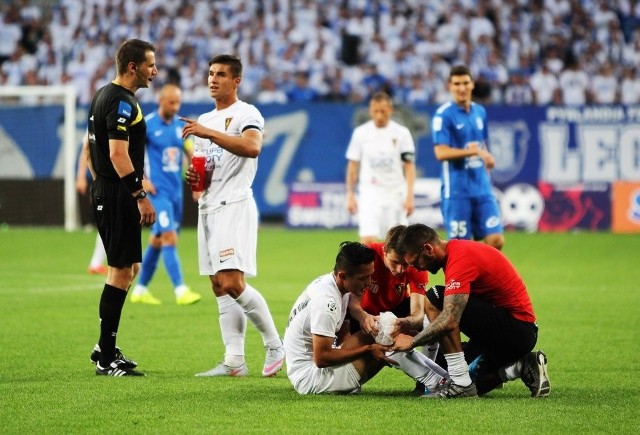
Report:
84,39,157,376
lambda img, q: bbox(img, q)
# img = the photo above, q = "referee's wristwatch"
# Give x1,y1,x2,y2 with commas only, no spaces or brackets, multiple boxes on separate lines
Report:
134,190,147,200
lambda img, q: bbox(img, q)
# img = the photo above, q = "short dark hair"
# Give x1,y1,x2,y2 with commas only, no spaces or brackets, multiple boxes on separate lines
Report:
334,242,375,276
396,224,441,256
449,64,473,82
115,39,155,76
209,54,243,78
370,91,392,104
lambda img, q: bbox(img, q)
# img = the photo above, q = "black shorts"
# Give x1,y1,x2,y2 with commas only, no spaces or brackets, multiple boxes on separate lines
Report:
90,177,142,268
426,285,538,371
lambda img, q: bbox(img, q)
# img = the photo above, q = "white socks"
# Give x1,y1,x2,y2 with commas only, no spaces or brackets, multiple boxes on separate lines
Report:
235,284,281,349
132,284,148,296
174,284,188,297
387,350,446,390
444,352,473,387
216,285,281,367
217,294,247,367
499,359,523,381
422,342,440,362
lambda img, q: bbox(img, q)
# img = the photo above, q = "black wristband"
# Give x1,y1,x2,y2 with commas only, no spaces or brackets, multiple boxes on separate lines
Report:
121,171,143,194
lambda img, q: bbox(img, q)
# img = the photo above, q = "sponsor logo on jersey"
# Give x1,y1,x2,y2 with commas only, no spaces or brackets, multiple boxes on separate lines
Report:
445,279,461,291
117,101,132,118
486,215,501,228
117,125,127,132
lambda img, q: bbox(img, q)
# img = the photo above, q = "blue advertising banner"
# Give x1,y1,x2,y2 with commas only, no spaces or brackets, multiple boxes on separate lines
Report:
2,102,640,230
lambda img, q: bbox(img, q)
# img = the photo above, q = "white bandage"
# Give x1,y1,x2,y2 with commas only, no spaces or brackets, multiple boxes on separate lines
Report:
375,311,396,345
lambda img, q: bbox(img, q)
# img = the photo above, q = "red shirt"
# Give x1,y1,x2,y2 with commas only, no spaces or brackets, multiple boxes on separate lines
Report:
443,240,536,323
361,243,428,315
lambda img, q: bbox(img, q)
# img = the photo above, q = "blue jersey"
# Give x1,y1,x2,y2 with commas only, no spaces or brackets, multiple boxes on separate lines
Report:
432,101,493,199
144,111,187,199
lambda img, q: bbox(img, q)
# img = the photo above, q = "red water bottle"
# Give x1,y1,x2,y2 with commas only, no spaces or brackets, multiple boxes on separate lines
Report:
191,143,206,192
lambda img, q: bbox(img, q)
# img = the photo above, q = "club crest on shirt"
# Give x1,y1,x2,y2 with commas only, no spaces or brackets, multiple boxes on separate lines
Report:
326,297,338,313
394,284,405,296
392,138,397,147
225,117,233,131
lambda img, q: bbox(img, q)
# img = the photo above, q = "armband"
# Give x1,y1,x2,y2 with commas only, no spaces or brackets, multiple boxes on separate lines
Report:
121,171,143,194
401,152,415,163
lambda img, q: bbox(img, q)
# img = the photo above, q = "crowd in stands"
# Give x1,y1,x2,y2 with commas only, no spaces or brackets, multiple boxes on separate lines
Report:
2,0,640,106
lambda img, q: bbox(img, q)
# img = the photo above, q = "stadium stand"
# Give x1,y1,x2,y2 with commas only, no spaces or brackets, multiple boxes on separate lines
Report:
1,0,640,106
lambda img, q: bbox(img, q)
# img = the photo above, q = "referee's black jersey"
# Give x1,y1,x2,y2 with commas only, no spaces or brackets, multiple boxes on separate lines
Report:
88,82,146,181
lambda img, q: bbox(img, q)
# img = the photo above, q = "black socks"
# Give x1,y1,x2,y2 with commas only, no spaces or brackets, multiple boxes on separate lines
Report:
98,284,127,366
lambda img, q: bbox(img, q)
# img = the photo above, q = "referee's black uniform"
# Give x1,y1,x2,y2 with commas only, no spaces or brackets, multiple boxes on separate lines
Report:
88,82,146,267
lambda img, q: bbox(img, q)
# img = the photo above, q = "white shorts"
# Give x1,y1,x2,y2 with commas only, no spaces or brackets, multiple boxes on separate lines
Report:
357,192,407,240
197,197,258,277
288,360,362,395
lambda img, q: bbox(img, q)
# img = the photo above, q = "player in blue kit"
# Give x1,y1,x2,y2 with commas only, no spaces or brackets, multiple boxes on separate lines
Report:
131,84,201,305
431,65,504,250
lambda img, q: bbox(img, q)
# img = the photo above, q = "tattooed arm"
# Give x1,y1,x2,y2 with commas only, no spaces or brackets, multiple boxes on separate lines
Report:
409,293,469,349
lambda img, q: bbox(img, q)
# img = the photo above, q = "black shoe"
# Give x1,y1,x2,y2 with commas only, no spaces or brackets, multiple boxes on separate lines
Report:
476,371,505,396
90,344,138,369
96,359,145,377
421,382,478,399
520,350,550,397
411,380,426,396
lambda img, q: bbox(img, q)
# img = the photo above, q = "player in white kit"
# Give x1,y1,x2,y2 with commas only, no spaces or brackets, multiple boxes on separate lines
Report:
182,54,284,378
284,242,393,394
284,242,448,395
346,91,416,244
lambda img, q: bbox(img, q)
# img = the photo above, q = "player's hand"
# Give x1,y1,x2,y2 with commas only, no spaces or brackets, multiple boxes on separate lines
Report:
185,164,201,192
479,149,496,170
75,176,88,195
361,314,378,336
390,333,414,352
142,179,156,195
404,196,415,217
137,197,156,227
467,142,480,155
346,193,357,215
369,344,397,366
180,117,209,140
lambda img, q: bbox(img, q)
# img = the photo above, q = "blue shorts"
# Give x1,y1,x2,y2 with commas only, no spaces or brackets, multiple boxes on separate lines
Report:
441,195,503,240
149,194,183,236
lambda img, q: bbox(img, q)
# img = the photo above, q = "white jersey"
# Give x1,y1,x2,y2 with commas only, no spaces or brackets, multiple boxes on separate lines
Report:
195,100,264,211
345,119,414,199
283,273,350,381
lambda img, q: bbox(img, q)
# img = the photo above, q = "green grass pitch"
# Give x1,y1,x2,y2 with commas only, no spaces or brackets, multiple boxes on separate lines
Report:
0,226,638,433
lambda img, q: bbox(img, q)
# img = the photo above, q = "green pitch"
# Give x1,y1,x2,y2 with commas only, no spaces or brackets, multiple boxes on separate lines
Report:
0,227,638,433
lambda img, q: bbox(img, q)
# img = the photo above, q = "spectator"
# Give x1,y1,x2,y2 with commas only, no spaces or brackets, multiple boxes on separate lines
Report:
503,71,534,105
620,66,640,105
529,64,559,105
6,0,640,107
559,60,590,105
286,70,319,102
256,76,288,104
590,62,619,104
0,6,22,65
